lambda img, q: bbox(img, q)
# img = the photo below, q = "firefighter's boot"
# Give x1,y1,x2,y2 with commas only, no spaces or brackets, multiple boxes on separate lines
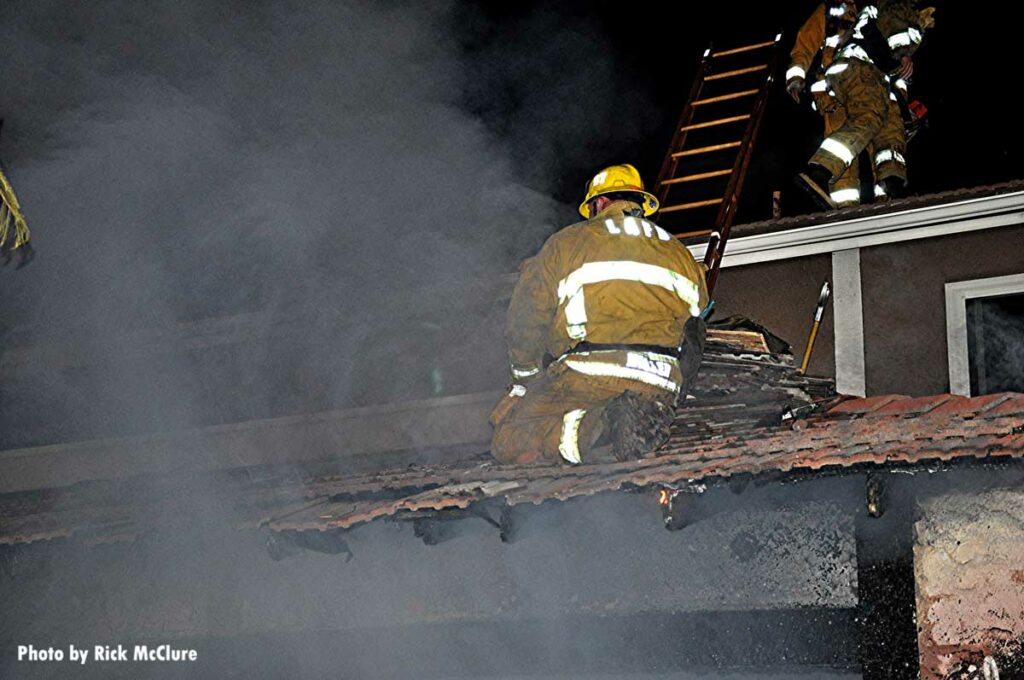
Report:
876,175,907,201
601,390,674,462
795,163,837,211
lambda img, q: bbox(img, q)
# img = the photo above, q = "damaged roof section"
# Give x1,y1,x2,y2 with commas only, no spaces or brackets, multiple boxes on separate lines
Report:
2,332,1023,547
0,334,827,545
261,392,1024,533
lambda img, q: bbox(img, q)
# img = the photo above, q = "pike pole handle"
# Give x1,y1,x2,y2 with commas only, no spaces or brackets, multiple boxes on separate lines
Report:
799,321,820,374
798,280,831,375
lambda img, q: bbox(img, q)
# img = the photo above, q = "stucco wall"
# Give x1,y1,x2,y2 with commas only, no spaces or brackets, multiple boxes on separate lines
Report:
915,486,1024,678
860,223,1024,397
712,223,1024,397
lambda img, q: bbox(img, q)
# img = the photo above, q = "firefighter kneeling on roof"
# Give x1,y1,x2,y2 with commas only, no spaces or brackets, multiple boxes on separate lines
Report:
490,164,709,466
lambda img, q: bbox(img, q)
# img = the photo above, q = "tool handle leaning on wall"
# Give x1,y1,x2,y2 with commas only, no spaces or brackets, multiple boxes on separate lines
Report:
798,280,831,374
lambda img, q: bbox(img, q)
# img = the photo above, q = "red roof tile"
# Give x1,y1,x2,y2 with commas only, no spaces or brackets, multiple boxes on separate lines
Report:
925,395,975,416
982,394,1024,418
826,394,907,415
254,392,1024,533
929,392,1014,417
872,394,958,416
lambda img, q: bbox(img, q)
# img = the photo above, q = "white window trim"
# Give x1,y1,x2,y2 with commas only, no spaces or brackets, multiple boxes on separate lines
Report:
945,273,1024,396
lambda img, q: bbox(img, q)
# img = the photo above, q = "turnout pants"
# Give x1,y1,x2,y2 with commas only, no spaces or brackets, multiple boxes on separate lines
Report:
490,349,682,466
810,59,906,206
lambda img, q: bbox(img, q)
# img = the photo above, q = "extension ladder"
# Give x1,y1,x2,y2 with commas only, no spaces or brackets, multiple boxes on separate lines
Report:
654,35,782,295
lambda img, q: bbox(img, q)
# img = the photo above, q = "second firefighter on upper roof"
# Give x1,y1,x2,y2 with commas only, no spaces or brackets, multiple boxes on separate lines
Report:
787,0,931,210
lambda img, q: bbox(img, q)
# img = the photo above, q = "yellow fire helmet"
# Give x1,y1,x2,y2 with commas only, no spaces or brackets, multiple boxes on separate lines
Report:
578,163,660,218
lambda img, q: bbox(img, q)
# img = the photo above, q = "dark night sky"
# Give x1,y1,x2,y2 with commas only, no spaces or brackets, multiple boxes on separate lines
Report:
459,0,1019,224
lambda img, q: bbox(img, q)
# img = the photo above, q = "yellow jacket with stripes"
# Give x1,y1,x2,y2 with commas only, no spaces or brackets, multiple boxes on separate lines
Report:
789,3,829,84
506,200,709,381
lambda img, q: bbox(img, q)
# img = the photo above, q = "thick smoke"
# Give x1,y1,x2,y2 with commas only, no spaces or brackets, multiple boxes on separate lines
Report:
0,0,659,448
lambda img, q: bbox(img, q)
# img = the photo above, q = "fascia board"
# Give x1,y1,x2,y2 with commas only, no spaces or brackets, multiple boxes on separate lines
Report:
688,191,1024,267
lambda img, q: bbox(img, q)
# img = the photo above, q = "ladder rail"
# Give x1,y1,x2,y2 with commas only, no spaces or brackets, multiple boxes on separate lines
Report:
703,34,783,296
654,46,712,207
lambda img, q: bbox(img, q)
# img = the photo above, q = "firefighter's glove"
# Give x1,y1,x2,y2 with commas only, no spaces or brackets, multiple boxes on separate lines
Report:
786,78,804,104
490,368,540,428
490,383,527,428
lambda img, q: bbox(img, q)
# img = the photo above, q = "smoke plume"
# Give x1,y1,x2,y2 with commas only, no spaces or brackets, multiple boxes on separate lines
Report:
0,0,656,448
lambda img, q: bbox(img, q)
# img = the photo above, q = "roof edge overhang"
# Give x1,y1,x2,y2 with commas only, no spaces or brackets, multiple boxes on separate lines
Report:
688,190,1024,267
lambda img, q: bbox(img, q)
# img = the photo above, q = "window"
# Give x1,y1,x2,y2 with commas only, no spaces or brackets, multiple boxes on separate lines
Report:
966,294,1024,395
946,274,1024,396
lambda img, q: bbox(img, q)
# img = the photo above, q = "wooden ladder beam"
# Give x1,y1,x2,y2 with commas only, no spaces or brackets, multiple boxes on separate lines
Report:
654,32,782,273
660,198,724,214
680,114,751,132
671,141,741,158
693,89,759,106
705,65,768,81
660,169,732,186
712,40,776,58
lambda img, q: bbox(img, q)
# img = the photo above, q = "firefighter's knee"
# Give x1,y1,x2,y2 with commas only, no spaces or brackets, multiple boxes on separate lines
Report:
491,421,544,465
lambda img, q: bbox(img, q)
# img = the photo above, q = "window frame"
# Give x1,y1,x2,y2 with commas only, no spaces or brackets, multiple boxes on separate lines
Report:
945,273,1024,396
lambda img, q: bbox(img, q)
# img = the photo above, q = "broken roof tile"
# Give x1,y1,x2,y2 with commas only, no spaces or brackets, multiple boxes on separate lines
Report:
873,394,958,416
826,394,908,415
980,394,1024,418
926,392,1013,417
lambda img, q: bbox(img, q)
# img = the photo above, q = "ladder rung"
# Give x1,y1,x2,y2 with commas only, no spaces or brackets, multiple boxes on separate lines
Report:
712,41,776,58
681,114,751,132
674,229,715,239
705,65,768,81
671,141,742,158
661,169,732,186
660,198,724,214
693,89,759,105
